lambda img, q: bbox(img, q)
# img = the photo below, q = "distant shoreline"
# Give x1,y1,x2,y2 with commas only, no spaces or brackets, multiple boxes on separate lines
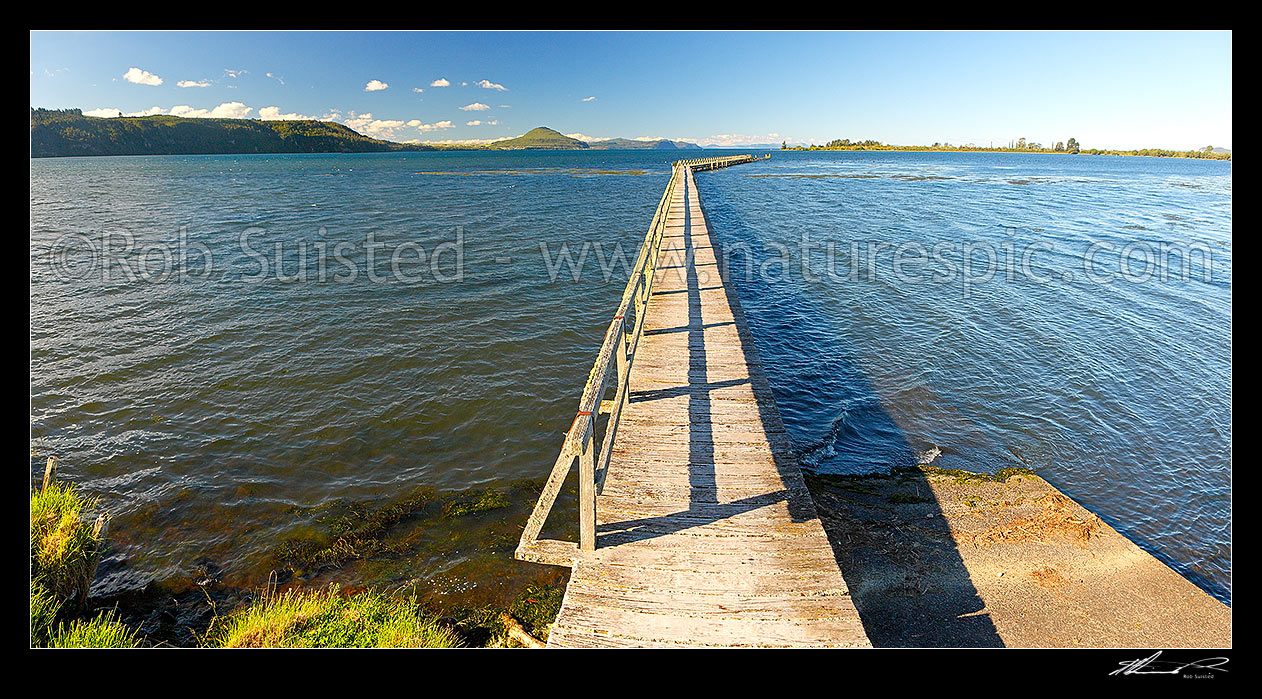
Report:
29,147,754,160
33,109,1230,161
781,146,1231,161
32,148,1232,162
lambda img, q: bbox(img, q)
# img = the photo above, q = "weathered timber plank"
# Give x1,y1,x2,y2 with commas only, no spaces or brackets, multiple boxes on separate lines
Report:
545,164,870,648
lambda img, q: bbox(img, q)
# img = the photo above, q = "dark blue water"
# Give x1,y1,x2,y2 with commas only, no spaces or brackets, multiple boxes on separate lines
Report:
30,149,1230,604
699,151,1231,602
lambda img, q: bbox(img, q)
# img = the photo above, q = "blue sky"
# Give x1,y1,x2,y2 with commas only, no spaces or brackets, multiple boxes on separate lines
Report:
30,31,1232,149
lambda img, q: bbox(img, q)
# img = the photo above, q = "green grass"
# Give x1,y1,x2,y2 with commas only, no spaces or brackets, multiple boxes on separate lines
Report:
48,611,141,648
210,585,463,648
31,467,144,647
30,582,61,646
29,463,556,649
31,476,105,611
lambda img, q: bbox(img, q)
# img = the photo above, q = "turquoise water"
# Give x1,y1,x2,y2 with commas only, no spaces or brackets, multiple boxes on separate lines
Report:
30,150,1231,605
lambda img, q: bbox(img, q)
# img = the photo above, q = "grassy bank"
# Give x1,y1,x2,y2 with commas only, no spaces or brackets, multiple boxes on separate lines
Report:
30,457,564,648
206,580,562,648
31,459,140,647
210,585,462,648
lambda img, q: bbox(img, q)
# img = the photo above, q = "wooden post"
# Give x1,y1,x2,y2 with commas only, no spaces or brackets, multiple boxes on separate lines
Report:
579,414,596,551
42,456,56,491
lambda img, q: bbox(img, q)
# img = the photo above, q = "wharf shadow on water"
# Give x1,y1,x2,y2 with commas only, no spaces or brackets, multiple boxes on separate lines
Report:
588,177,1001,646
691,171,1005,648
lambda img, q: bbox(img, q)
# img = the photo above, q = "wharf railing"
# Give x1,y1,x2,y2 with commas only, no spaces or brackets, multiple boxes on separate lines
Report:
514,155,763,567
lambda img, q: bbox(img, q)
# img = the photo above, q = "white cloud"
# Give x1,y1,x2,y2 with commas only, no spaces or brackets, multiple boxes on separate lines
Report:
570,131,783,147
169,102,254,119
475,79,507,91
569,132,680,143
340,112,453,139
223,68,247,79
123,67,163,86
409,136,507,145
466,120,499,126
460,102,490,111
364,79,389,92
126,106,168,117
266,72,285,85
415,120,454,133
430,77,450,87
177,79,211,88
259,106,317,121
84,106,163,118
580,96,596,102
212,102,253,118
83,102,255,120
692,132,786,147
401,119,456,133
342,112,396,138
412,87,424,93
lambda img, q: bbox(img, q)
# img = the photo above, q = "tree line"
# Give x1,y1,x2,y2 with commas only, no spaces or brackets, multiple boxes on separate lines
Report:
780,134,1229,160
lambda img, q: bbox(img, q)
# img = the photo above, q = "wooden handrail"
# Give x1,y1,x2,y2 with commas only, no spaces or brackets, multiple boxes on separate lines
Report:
515,155,763,567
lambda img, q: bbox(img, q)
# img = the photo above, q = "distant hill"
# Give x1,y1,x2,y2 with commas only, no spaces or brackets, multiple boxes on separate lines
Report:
586,138,703,150
488,127,588,150
30,108,429,158
31,109,719,157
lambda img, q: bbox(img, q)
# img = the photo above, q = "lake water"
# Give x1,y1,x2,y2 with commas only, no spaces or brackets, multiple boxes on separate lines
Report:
29,149,1231,607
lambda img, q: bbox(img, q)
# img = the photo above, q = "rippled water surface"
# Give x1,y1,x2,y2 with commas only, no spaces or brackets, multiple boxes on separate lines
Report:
702,152,1231,602
30,150,1231,605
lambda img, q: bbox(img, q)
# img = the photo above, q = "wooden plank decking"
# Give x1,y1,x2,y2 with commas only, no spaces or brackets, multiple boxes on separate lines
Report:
541,162,870,648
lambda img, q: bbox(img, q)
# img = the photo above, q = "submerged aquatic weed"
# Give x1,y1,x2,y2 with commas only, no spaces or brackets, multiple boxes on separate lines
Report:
507,583,564,642
903,464,1037,485
446,603,510,647
442,488,510,518
275,485,513,574
276,487,437,573
211,584,461,648
805,465,1037,501
323,487,437,538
